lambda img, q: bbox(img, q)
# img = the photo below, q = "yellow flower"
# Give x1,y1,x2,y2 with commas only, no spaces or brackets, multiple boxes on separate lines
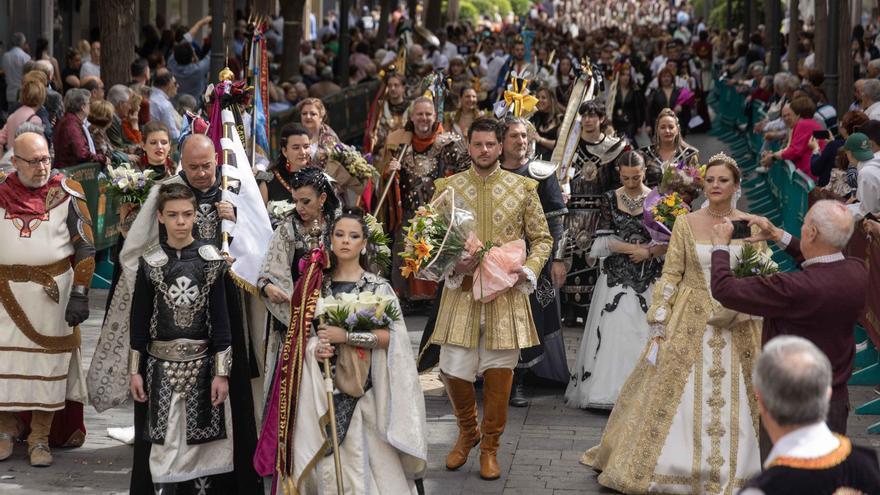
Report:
664,197,676,207
414,240,432,260
401,258,421,278
655,215,666,224
415,206,432,218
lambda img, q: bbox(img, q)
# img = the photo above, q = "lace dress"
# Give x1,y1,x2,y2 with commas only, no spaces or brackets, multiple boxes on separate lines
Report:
565,190,663,409
581,216,764,494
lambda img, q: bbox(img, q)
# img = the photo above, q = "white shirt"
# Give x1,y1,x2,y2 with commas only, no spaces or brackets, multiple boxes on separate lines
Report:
80,60,100,80
765,422,841,468
149,87,181,141
2,46,31,103
865,101,880,121
848,151,880,219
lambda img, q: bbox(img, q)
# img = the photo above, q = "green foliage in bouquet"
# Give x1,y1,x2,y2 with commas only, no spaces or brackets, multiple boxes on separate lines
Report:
733,243,779,278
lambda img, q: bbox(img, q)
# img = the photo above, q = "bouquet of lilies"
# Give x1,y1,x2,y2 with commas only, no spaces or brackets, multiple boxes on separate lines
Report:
99,163,156,205
365,213,392,274
315,290,400,396
733,243,779,278
267,200,295,222
325,143,377,196
315,291,401,333
399,189,476,282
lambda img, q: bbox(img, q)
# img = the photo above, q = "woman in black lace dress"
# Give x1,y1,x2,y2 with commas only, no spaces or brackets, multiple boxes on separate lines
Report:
565,152,665,410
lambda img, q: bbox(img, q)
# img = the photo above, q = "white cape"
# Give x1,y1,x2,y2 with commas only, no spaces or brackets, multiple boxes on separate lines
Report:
289,284,427,494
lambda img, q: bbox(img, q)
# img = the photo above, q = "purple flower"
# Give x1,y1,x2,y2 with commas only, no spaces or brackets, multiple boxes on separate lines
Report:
345,313,358,327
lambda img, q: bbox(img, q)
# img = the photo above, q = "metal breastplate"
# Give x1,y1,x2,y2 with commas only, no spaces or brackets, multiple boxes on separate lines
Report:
194,200,220,247
148,256,223,340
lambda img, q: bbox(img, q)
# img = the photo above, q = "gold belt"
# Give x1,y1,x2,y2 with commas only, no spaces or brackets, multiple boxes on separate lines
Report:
148,339,210,362
0,259,79,351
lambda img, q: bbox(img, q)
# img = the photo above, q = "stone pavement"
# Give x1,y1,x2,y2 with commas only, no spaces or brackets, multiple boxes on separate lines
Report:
3,289,880,494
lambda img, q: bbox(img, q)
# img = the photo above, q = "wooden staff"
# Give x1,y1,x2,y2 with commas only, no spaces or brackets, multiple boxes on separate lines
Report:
311,220,345,494
375,144,410,213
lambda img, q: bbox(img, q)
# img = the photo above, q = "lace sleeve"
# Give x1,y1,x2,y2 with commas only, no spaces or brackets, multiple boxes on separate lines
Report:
646,215,687,328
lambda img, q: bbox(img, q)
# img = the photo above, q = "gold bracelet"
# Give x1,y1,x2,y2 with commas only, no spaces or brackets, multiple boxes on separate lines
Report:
128,350,142,376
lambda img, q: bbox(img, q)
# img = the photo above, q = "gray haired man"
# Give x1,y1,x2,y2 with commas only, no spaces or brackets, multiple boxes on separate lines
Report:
740,336,880,494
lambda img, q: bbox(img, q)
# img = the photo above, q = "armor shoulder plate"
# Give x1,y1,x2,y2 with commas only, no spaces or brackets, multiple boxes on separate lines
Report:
198,244,224,262
435,132,462,148
61,177,87,200
143,244,169,267
528,160,559,180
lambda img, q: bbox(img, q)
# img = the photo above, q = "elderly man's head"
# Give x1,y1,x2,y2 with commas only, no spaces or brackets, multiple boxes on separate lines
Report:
800,200,855,258
64,88,92,118
180,134,217,192
754,336,832,432
11,132,52,188
861,79,880,108
107,84,133,117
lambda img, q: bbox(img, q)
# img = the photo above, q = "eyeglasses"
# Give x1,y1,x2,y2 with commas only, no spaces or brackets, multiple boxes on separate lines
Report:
14,155,52,167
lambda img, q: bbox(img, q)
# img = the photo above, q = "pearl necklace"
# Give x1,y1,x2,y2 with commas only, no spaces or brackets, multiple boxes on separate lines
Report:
706,207,733,218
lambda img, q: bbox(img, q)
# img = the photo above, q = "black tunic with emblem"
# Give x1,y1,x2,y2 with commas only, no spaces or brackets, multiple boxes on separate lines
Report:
129,175,264,493
130,241,230,444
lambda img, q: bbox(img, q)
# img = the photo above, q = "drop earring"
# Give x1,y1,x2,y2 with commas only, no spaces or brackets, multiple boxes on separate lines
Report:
361,247,367,255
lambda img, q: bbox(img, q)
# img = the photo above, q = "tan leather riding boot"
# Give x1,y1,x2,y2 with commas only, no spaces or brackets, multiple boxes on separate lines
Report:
27,411,54,467
479,368,513,480
441,371,480,470
0,412,15,461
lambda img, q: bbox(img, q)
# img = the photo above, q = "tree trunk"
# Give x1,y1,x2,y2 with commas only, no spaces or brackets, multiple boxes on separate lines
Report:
768,0,782,73
425,0,443,30
224,0,235,59
377,0,392,47
749,0,759,29
447,0,460,23
744,0,752,37
210,0,225,82
814,0,827,72
281,0,306,80
838,0,853,113
787,0,799,73
98,0,136,87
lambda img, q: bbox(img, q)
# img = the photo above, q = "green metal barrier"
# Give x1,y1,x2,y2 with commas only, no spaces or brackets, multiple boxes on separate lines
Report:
269,80,381,161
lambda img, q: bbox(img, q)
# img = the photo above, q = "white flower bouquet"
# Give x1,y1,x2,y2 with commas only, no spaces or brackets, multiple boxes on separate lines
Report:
99,163,156,205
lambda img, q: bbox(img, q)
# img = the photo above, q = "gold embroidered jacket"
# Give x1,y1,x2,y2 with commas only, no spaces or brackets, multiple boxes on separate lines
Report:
430,167,552,350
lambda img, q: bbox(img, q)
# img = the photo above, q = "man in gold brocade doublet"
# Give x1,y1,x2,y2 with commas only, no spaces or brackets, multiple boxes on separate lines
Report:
431,117,552,482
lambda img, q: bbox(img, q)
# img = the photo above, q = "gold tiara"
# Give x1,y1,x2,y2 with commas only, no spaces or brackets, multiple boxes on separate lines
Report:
707,152,739,170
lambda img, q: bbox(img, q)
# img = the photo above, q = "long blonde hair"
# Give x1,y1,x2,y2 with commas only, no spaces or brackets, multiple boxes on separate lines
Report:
652,108,691,152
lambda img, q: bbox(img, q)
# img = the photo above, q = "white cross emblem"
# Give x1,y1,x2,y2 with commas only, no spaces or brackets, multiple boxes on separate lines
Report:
167,276,198,305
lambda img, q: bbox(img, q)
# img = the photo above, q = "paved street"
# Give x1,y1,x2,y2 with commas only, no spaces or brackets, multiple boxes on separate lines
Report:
2,288,880,494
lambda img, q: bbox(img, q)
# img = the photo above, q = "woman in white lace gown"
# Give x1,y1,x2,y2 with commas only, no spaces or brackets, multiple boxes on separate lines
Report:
565,152,666,409
582,154,768,494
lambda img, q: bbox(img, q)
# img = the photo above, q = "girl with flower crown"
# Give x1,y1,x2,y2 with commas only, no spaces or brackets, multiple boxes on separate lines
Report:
288,208,427,494
582,153,770,494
